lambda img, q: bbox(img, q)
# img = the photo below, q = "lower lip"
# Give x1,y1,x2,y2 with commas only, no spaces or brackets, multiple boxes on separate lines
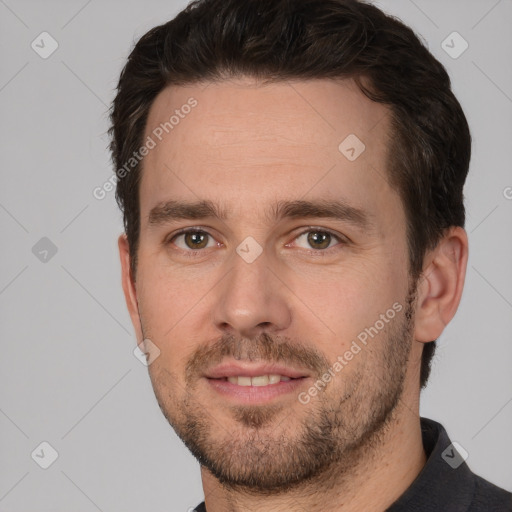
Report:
205,377,309,404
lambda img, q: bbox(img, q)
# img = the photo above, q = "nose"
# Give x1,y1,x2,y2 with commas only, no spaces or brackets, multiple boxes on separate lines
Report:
211,247,292,340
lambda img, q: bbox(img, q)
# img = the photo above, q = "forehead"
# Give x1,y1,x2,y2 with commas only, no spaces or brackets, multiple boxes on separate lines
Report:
139,77,398,228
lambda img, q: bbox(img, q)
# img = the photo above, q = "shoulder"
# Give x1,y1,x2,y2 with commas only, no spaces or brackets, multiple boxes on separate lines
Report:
468,473,512,511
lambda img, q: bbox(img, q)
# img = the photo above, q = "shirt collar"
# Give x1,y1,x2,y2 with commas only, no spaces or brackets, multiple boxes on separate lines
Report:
387,416,475,511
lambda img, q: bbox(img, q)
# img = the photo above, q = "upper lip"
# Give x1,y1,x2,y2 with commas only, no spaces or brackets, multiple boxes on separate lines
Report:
204,361,311,379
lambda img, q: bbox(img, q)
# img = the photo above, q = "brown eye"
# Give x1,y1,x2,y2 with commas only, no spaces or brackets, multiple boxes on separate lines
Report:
171,230,214,251
293,229,344,252
307,231,332,250
184,231,209,249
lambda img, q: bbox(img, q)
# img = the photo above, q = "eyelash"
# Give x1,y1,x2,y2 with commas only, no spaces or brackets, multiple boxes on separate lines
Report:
166,226,347,258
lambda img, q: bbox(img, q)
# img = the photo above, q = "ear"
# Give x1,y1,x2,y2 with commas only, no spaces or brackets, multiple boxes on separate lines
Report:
118,233,143,343
414,226,468,343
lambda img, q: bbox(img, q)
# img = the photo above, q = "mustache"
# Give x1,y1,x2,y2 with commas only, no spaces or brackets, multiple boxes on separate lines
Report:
185,333,331,384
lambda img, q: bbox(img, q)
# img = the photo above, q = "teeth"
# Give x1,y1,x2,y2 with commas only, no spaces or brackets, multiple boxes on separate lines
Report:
268,374,281,384
238,376,252,386
251,375,269,386
226,374,293,386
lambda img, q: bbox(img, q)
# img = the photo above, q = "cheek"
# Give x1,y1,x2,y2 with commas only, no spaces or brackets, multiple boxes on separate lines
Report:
291,261,404,354
134,281,187,370
136,263,217,361
136,259,203,329
146,361,185,422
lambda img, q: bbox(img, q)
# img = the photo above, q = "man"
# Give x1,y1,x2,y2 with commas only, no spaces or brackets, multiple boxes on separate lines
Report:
109,0,512,510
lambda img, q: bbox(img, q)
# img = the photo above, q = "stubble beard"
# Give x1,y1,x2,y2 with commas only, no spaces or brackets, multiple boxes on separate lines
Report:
147,285,417,494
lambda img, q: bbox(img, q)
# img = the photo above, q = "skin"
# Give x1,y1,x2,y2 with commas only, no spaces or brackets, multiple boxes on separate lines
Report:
118,77,468,512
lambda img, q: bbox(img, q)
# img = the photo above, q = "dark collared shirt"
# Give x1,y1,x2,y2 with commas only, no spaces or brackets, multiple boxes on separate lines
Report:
193,417,512,511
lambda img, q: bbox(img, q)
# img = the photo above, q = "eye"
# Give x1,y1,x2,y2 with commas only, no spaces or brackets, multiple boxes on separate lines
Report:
170,229,217,252
292,228,345,252
166,226,347,257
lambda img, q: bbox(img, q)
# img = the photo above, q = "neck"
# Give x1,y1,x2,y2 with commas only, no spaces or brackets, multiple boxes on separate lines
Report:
201,399,427,512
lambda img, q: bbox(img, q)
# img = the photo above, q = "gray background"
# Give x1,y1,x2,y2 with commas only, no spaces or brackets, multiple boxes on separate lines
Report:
0,0,511,510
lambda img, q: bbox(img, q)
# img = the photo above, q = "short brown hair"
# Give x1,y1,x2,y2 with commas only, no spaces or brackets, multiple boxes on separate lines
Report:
109,0,471,389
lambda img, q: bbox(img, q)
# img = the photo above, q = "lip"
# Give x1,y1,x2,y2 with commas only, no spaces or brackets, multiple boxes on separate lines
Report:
206,376,310,404
204,362,311,380
203,361,312,405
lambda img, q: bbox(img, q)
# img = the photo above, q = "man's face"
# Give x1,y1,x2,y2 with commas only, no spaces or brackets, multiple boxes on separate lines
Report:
123,78,422,491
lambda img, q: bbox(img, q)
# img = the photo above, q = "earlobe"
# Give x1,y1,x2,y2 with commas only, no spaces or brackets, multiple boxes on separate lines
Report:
413,227,468,343
118,234,143,341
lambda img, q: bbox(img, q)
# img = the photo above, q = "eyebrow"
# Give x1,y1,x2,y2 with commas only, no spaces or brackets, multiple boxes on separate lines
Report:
147,199,374,231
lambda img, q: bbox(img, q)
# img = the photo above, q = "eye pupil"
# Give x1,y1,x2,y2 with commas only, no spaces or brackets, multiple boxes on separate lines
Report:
186,231,208,249
307,231,331,250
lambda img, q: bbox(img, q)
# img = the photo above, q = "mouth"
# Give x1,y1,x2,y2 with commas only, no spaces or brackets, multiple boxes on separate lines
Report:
203,362,311,403
216,374,298,386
